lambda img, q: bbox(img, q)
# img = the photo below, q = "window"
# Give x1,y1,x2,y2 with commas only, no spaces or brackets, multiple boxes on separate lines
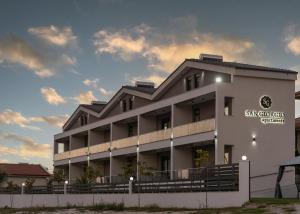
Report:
129,97,133,110
122,100,127,112
84,135,88,147
161,118,170,130
128,124,134,137
185,76,192,91
224,145,232,164
224,97,233,116
192,107,200,122
194,74,201,88
80,114,88,126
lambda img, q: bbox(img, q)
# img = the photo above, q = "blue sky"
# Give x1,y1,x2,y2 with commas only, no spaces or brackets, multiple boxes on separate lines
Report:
1,0,300,171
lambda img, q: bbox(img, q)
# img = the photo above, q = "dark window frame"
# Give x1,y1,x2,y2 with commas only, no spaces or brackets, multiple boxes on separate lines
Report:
185,76,192,91
224,97,233,116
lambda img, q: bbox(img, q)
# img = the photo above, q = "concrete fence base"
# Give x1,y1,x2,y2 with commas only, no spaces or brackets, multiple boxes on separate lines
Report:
0,161,250,209
0,192,247,209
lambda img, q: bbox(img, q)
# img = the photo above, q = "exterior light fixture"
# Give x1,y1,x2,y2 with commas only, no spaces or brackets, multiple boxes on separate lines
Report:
22,182,25,186
215,77,222,83
129,177,134,181
65,180,69,184
241,155,247,161
252,134,256,146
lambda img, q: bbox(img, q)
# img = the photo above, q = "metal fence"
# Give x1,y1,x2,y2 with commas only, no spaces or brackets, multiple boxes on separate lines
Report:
0,163,238,194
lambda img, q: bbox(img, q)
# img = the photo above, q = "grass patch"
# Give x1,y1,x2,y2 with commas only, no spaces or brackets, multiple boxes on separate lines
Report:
250,198,300,205
87,202,124,211
0,206,61,214
191,207,266,214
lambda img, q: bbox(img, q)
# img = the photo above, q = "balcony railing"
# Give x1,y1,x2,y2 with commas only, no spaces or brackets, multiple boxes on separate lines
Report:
89,142,110,154
139,128,172,145
173,118,215,138
69,147,89,158
111,136,138,150
54,151,70,161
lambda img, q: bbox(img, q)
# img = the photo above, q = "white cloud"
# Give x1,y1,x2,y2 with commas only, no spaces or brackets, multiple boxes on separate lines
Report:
0,132,51,158
62,54,77,65
0,159,9,163
99,87,114,96
0,34,55,77
94,24,148,60
30,115,69,128
94,20,262,72
0,109,40,130
73,91,97,104
83,78,99,88
28,25,77,47
41,87,66,105
83,78,114,98
0,109,69,129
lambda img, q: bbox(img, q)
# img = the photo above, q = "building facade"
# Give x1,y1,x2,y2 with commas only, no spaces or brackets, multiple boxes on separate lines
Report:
54,54,297,195
0,163,50,187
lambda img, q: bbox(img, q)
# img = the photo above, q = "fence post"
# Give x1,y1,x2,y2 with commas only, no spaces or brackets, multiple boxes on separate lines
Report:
21,182,25,195
239,160,250,202
129,177,133,194
64,180,68,194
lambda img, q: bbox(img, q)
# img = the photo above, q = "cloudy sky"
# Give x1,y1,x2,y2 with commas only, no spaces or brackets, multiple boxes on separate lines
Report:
1,0,300,171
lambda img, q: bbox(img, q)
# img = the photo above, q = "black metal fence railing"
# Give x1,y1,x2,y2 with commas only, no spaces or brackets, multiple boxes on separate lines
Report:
136,164,239,193
0,163,238,194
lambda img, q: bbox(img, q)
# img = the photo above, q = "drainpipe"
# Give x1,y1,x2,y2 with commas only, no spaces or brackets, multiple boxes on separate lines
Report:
170,104,174,180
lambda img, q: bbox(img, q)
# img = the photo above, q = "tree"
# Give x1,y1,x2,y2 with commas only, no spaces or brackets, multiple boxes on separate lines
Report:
75,166,98,184
120,162,135,178
194,149,209,168
52,168,67,184
0,170,7,185
24,178,35,192
137,161,155,176
6,181,18,192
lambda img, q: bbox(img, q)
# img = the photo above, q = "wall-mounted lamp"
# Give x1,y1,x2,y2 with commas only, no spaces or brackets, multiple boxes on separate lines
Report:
129,177,134,181
22,182,25,187
215,77,222,83
241,155,247,161
252,135,256,146
65,180,69,185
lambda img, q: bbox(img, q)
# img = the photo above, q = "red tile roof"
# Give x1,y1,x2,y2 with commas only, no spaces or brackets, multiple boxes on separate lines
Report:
0,163,50,177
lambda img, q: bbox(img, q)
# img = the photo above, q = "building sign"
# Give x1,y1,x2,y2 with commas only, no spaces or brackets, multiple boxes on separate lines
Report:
244,96,285,125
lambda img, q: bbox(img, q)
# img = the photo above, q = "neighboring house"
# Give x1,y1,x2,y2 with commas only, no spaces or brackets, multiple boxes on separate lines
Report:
54,53,297,197
0,163,50,187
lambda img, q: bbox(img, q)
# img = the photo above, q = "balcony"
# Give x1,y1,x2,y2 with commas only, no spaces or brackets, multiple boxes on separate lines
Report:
54,151,70,161
89,142,110,154
69,147,89,158
111,136,138,150
173,118,215,138
139,128,172,145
